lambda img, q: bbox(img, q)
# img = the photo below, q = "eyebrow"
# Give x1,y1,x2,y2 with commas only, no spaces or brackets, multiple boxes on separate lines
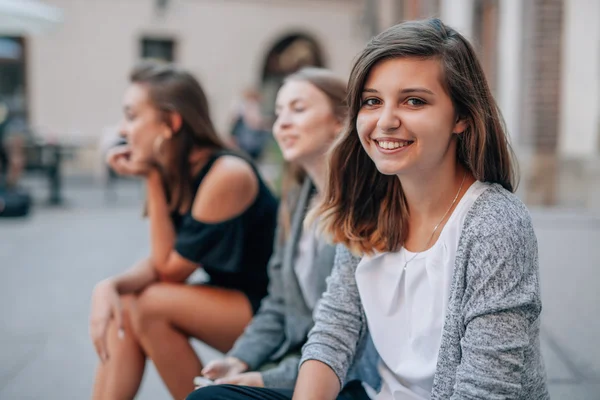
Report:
362,87,435,95
275,98,305,110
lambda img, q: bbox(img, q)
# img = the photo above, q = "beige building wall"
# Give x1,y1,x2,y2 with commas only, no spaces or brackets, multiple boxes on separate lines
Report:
559,0,600,158
26,0,367,147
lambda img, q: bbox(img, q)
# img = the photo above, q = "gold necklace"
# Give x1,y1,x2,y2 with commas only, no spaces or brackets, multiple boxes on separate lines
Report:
403,171,467,271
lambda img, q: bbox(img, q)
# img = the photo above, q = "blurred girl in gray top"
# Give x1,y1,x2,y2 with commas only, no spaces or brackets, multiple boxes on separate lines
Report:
289,19,549,400
190,68,379,397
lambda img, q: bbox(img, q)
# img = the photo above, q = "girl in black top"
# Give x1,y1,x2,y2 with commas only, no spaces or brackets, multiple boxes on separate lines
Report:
89,61,278,400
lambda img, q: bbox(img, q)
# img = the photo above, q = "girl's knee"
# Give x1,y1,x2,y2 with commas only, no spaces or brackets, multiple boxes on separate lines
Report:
129,283,172,336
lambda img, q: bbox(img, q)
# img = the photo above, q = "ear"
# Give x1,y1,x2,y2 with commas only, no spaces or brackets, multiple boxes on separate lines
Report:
453,115,468,135
166,112,183,138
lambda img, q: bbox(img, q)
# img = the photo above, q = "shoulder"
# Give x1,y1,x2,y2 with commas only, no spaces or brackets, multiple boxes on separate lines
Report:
459,184,539,281
191,154,259,222
463,183,535,243
335,244,361,263
206,154,257,186
332,244,363,277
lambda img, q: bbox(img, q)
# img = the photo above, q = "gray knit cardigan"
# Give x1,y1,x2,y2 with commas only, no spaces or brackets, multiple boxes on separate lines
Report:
301,184,549,399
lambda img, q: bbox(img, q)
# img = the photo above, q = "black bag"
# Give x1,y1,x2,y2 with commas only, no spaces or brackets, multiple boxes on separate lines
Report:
0,188,31,217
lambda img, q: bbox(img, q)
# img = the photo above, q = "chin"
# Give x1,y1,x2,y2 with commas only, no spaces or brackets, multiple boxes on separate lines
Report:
372,160,406,176
281,151,300,164
131,151,153,165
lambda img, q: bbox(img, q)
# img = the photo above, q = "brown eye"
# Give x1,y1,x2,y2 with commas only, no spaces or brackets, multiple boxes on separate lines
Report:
362,98,380,107
406,98,426,106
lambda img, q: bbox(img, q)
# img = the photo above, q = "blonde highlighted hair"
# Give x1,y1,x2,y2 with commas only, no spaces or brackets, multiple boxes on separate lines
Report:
276,67,347,240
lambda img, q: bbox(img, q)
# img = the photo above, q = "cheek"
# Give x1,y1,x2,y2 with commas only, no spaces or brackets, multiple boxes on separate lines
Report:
131,119,160,150
403,111,453,142
130,121,149,145
356,113,374,143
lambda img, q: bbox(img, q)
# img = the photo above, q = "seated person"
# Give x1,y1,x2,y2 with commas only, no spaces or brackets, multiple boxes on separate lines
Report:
89,61,279,400
188,68,380,400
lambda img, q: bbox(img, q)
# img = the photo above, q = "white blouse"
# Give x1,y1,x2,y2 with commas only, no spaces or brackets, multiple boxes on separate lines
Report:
293,221,321,310
356,181,490,399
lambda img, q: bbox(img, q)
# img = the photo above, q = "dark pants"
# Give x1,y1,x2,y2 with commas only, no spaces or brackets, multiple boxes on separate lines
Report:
187,380,370,400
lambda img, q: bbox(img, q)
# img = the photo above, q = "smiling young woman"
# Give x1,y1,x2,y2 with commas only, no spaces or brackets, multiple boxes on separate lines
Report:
291,18,548,400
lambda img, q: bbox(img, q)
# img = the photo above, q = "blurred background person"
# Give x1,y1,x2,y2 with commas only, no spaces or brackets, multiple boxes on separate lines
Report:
229,88,270,161
0,97,26,189
89,62,278,400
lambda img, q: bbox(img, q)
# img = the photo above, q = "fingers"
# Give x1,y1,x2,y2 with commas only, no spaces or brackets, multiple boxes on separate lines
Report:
107,147,133,175
214,375,241,385
90,318,109,363
113,299,125,340
215,372,263,387
107,146,129,164
193,376,215,389
201,360,226,380
94,337,108,363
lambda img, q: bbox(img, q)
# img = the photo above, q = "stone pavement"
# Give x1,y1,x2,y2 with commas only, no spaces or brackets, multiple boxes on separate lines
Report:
0,180,598,399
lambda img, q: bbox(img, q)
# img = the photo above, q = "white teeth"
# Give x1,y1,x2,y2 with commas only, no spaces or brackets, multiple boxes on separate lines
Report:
377,140,411,149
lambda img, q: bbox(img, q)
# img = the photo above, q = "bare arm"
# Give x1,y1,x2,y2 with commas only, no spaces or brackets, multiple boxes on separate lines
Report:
102,167,195,291
153,156,258,282
145,168,200,282
107,257,158,294
293,360,340,400
146,169,178,272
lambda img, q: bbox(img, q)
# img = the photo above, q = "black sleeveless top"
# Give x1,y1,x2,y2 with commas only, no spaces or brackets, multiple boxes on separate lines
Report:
171,150,278,312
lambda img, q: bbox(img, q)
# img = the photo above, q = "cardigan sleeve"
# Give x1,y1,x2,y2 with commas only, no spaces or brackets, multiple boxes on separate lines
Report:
452,191,543,399
299,245,367,388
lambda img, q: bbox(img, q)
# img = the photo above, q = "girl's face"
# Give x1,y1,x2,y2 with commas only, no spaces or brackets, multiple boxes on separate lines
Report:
356,57,466,178
119,83,170,165
273,80,342,166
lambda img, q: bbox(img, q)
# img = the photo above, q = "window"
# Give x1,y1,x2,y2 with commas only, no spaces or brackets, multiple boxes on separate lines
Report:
0,37,28,124
140,37,176,62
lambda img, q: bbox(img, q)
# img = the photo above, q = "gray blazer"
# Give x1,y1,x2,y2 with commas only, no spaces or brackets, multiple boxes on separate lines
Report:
229,178,380,389
301,184,549,399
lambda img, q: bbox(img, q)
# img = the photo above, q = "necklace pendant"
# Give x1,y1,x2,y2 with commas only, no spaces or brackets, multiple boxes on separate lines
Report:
403,262,408,271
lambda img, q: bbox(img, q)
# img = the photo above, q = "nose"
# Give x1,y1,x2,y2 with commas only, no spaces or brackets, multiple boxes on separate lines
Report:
274,111,292,135
118,120,128,140
376,104,401,133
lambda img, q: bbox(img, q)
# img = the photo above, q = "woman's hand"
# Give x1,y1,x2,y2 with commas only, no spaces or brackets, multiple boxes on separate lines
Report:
213,372,264,387
201,357,249,381
107,145,152,176
89,279,124,363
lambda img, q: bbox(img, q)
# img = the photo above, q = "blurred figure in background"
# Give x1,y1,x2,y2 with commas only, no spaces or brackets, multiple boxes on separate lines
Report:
189,68,379,399
89,61,278,400
0,97,25,189
229,88,270,161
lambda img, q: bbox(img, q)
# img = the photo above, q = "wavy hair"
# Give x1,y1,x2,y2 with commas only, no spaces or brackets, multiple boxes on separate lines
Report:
310,18,517,255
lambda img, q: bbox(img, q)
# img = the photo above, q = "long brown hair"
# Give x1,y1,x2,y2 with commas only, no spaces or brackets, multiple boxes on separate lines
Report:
130,61,227,213
277,67,347,240
313,18,517,255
